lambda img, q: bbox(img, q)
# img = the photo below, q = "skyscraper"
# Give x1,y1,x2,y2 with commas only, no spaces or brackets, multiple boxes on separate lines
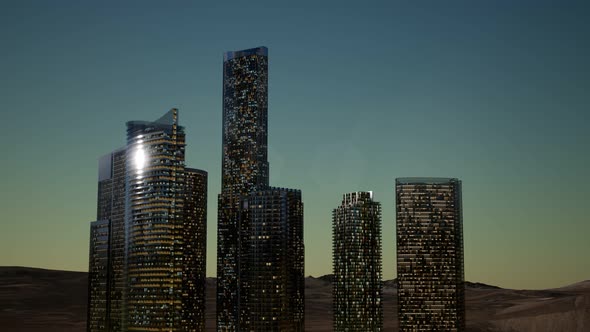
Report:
332,191,383,332
220,48,269,195
87,148,126,332
182,168,208,331
107,149,127,332
125,109,187,330
217,46,269,331
247,188,304,332
395,178,465,331
217,46,304,331
87,109,208,331
87,219,110,332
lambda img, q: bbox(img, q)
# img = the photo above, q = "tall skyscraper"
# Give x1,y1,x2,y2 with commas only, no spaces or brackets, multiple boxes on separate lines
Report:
107,149,127,332
125,109,187,330
247,188,304,332
87,148,126,332
217,46,269,331
87,219,110,332
87,109,208,331
182,168,208,331
217,46,304,331
395,178,465,331
332,191,383,332
220,46,269,196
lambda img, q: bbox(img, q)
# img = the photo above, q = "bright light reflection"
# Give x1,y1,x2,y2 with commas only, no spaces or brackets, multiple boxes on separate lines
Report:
134,147,146,172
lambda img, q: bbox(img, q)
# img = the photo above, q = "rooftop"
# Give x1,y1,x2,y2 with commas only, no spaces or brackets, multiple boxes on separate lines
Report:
395,177,460,185
224,46,268,61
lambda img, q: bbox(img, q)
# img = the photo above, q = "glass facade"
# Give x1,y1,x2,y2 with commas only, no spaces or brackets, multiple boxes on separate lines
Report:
332,192,383,332
109,149,127,332
182,168,208,331
87,110,208,332
395,178,465,332
125,109,187,331
217,46,304,331
217,46,270,331
247,188,304,332
220,46,269,196
87,148,126,332
87,219,110,332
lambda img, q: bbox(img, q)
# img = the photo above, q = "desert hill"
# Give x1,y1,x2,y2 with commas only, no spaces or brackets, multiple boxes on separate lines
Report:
1,267,589,331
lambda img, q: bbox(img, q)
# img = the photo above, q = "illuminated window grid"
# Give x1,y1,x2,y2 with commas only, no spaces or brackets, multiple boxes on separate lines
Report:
332,191,383,332
395,178,465,332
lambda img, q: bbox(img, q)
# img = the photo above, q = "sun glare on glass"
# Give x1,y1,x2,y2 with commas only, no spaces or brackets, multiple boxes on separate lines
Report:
134,147,146,171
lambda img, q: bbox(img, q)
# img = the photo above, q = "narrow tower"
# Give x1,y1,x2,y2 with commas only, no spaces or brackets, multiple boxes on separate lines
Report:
332,191,383,332
87,148,126,332
182,168,208,331
217,46,269,331
87,219,110,332
217,46,304,331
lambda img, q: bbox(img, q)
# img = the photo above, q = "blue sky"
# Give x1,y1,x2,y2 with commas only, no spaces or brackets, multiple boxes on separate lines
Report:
0,0,588,289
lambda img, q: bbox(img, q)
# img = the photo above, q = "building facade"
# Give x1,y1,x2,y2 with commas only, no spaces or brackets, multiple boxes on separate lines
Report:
247,188,304,332
217,46,269,331
217,46,304,331
182,168,208,331
87,219,110,332
87,148,126,332
107,149,127,332
87,109,208,332
395,178,465,331
332,191,383,332
125,109,187,331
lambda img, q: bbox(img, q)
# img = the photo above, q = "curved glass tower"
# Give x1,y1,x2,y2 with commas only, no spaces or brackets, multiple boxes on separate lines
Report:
125,109,186,331
87,109,208,332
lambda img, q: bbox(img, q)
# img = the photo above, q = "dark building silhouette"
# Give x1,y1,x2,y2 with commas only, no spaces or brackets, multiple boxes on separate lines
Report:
217,46,268,331
87,109,208,332
182,168,208,331
332,191,383,332
87,219,110,332
87,148,126,332
107,149,126,331
395,178,465,331
247,188,304,332
217,46,304,331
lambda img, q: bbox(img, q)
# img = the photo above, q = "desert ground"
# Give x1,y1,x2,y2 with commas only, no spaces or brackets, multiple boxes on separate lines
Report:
1,267,589,331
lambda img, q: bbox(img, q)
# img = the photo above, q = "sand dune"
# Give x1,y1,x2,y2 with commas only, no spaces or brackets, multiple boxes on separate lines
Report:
1,267,588,331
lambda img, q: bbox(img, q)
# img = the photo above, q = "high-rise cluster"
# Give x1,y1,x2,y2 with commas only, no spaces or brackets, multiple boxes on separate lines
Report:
396,178,465,331
88,46,304,332
86,109,207,332
217,46,304,332
86,45,467,332
330,180,465,332
332,191,383,332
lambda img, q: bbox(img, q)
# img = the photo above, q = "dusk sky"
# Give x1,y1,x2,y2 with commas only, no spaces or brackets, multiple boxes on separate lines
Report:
0,0,588,289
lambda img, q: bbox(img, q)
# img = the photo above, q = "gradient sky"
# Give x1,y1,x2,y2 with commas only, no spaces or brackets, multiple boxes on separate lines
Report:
0,0,588,289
